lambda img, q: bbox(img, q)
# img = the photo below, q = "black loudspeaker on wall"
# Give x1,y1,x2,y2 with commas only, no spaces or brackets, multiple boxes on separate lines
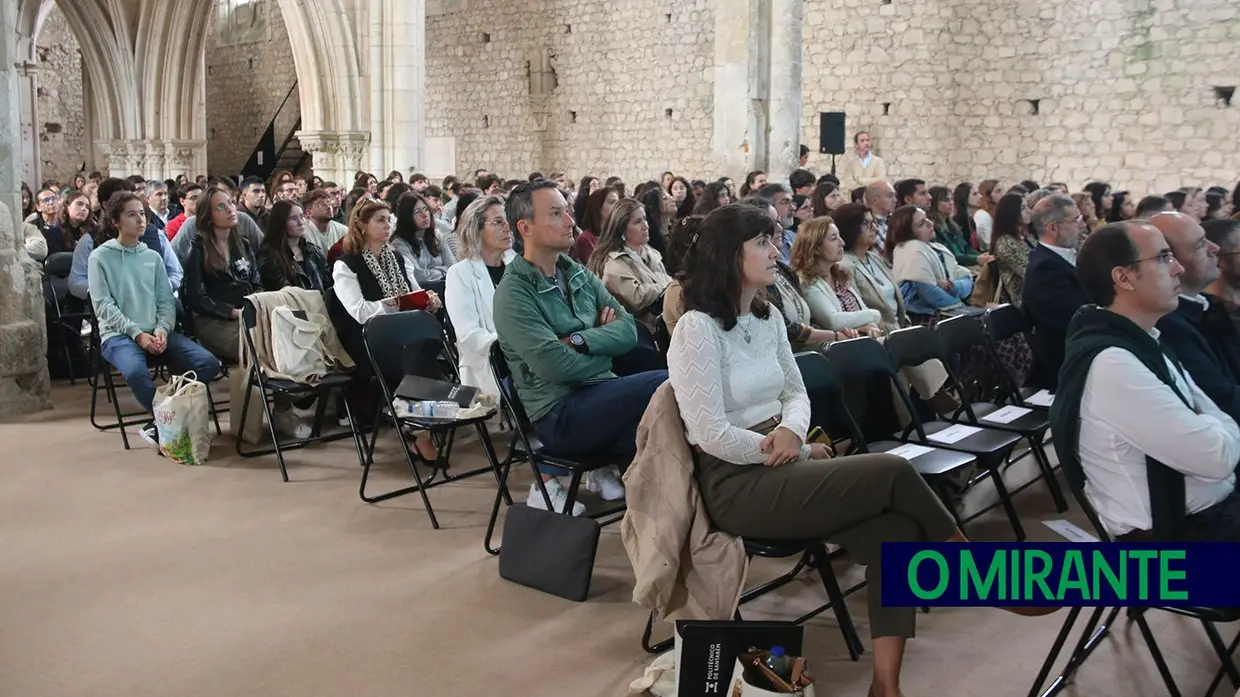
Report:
819,112,846,155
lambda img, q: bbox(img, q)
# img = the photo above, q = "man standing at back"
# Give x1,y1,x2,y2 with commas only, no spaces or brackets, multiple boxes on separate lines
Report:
1050,222,1239,542
1023,194,1088,389
838,132,887,193
493,181,667,515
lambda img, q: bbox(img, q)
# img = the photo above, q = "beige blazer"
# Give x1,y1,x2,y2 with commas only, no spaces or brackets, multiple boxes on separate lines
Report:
841,250,906,332
601,246,670,331
621,382,748,622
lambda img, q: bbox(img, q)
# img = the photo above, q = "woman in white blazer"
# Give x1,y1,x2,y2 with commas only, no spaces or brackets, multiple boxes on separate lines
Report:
444,195,515,396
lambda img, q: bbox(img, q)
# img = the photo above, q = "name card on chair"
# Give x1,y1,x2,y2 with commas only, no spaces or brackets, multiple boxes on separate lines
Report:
927,424,982,444
982,405,1033,424
1026,389,1055,407
886,443,936,460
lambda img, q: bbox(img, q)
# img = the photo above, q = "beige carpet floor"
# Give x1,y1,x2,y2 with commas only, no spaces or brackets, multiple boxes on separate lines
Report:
1,383,1235,697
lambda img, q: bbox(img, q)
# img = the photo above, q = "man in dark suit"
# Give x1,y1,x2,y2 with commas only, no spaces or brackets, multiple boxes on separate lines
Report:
1152,213,1240,424
1023,194,1088,389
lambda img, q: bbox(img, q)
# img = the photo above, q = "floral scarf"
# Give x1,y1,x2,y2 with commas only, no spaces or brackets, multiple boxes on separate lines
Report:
362,245,410,298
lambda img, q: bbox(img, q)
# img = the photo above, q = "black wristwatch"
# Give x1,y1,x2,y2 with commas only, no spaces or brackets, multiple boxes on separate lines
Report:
568,332,588,353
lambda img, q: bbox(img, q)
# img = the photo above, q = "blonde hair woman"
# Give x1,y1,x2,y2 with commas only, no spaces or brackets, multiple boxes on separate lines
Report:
790,217,884,338
444,195,515,395
586,198,671,332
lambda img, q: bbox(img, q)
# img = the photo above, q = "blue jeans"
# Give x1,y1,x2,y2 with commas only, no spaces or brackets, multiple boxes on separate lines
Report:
101,333,221,415
534,370,668,475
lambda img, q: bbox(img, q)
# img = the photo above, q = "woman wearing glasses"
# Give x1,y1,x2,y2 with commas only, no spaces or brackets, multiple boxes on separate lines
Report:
391,192,458,286
444,195,515,396
887,205,974,321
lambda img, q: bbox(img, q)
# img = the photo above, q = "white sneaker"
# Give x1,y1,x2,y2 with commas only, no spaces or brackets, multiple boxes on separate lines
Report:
527,479,586,516
273,410,313,440
586,465,626,501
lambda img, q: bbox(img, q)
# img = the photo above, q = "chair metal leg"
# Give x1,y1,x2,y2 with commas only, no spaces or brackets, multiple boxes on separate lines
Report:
484,451,517,556
1202,620,1240,696
1029,436,1068,513
810,546,864,661
987,459,1027,541
105,364,133,450
1027,606,1117,697
359,411,442,529
205,382,223,436
1131,608,1182,697
642,611,674,654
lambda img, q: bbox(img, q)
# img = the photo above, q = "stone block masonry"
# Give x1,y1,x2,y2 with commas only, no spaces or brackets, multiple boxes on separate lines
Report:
205,0,301,177
425,0,715,188
34,3,86,184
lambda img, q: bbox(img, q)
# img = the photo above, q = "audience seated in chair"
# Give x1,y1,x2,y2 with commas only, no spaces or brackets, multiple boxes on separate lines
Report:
665,202,1048,697
1150,213,1240,424
182,188,264,366
989,193,1036,307
659,216,705,337
492,180,666,515
88,193,220,446
71,178,183,302
257,200,332,293
887,205,974,319
444,194,515,396
1205,219,1240,342
326,199,440,460
1050,222,1240,543
1022,194,1088,389
586,198,671,335
390,192,457,286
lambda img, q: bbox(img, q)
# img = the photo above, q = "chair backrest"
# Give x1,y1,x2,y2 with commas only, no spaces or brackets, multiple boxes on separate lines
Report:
653,315,672,356
935,313,987,358
489,341,535,434
795,351,868,451
44,252,74,278
825,337,929,441
362,310,446,397
982,304,1033,404
884,326,943,369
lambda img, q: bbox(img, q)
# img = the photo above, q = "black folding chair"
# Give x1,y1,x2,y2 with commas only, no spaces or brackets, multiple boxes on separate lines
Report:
1028,484,1240,697
43,252,91,384
982,304,1050,408
361,310,506,529
653,315,672,357
483,342,627,554
829,334,1028,539
88,312,223,450
933,315,1069,514
233,297,366,482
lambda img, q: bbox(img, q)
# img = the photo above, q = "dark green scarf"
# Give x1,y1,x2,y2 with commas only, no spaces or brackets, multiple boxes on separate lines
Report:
1048,305,1189,540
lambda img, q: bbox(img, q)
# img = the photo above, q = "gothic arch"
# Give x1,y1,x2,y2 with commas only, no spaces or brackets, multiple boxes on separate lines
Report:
274,0,366,134
13,0,54,63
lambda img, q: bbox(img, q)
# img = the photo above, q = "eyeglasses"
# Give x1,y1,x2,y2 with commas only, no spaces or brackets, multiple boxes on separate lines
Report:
413,207,430,215
1126,250,1176,267
1053,215,1085,227
484,217,508,228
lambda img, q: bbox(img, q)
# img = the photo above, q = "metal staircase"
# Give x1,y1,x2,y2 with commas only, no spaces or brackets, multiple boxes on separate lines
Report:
241,81,310,180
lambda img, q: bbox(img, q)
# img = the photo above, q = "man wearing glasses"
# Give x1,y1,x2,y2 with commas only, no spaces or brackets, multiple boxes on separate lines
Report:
1023,194,1089,389
1049,221,1240,543
31,188,59,234
1150,212,1240,424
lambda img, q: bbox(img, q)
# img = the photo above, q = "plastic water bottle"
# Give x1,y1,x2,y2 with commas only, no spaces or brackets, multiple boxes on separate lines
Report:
763,645,791,681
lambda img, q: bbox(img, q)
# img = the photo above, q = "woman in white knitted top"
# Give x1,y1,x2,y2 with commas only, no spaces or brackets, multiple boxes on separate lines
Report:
665,203,962,697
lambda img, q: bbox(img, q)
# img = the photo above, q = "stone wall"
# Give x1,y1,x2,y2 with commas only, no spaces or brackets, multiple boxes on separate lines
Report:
35,3,85,184
204,0,301,176
801,0,1240,194
424,0,1240,195
425,0,715,187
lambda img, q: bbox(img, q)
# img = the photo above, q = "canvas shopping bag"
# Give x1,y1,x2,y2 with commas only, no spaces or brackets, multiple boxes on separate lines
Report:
270,306,332,382
153,371,213,465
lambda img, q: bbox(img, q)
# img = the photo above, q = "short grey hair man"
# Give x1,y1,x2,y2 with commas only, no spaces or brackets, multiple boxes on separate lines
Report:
1026,188,1056,208
1031,194,1084,249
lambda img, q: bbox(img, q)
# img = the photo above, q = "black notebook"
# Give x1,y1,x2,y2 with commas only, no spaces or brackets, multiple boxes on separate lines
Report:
394,375,478,407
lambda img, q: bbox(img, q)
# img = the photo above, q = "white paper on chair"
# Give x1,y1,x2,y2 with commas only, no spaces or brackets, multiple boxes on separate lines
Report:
886,443,935,460
1043,519,1099,543
982,405,1033,424
1026,389,1055,407
927,424,982,444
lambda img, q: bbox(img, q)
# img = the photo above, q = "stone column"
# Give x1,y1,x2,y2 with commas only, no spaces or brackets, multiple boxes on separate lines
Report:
710,0,804,182
298,130,371,186
0,0,51,416
15,60,38,186
367,0,425,176
765,0,803,182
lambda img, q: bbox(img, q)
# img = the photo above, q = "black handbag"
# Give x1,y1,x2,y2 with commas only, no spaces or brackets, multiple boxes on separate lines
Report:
498,504,600,602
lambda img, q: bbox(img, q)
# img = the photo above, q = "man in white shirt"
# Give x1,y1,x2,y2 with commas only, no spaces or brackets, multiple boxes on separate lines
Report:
1050,221,1240,542
838,132,887,192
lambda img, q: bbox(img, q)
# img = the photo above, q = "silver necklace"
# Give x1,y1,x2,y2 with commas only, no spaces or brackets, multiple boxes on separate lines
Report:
738,315,753,344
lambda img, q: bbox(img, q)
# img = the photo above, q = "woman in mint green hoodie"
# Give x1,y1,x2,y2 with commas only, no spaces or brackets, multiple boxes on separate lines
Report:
90,193,220,446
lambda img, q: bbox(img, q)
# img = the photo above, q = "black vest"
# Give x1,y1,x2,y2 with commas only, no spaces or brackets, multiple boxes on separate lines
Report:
336,251,412,302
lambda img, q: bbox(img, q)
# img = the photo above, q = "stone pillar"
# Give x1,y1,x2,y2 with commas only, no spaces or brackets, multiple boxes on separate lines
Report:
765,0,803,183
366,0,425,176
15,60,38,186
710,0,804,182
0,0,52,416
298,130,371,186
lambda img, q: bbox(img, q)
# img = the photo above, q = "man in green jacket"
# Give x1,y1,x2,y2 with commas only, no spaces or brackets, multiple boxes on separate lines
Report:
494,181,667,515
90,192,220,446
